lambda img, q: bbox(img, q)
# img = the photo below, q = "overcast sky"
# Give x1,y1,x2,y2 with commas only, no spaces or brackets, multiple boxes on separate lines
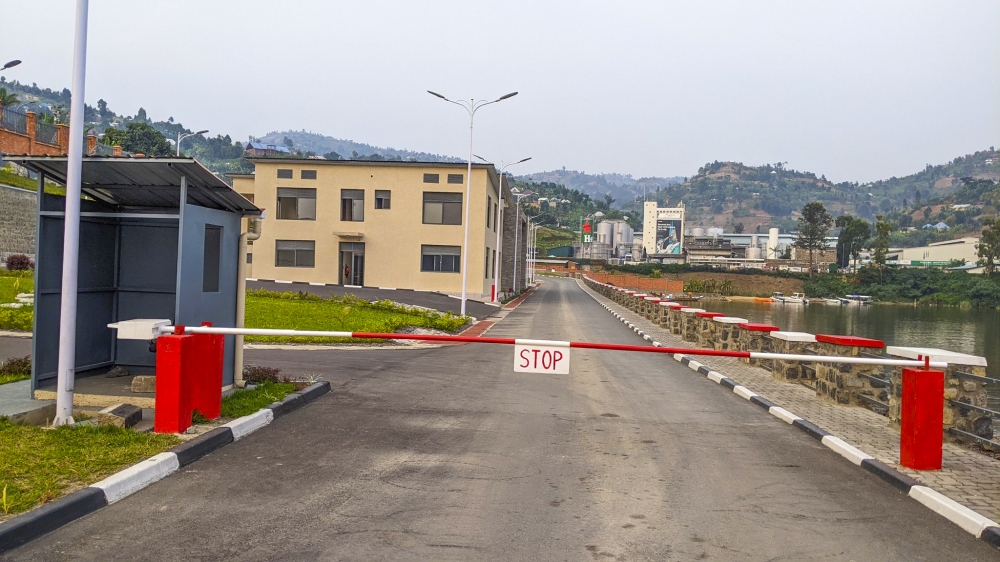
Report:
2,1,998,182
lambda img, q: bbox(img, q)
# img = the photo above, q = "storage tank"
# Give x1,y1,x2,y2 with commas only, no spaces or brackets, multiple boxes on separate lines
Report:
597,221,615,245
692,227,706,237
615,221,634,246
768,228,779,259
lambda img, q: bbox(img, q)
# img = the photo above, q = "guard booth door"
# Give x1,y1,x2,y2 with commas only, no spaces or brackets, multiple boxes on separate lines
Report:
340,242,365,286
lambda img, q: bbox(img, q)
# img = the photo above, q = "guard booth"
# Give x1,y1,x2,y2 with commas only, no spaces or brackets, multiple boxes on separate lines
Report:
16,156,260,392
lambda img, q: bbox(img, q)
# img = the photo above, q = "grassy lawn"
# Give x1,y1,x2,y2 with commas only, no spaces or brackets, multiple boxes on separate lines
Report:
0,419,180,520
244,289,468,344
0,271,34,332
536,226,577,256
220,381,297,418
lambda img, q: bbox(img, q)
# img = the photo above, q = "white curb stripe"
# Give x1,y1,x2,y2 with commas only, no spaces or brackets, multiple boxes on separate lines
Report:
707,372,725,384
275,280,292,284
308,282,326,286
768,406,801,424
908,486,998,537
224,408,274,440
733,385,756,400
820,435,872,465
92,452,180,504
687,360,703,371
378,287,397,290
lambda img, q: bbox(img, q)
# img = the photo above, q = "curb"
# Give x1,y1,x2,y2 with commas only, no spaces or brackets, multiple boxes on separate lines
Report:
0,381,332,554
578,279,1000,551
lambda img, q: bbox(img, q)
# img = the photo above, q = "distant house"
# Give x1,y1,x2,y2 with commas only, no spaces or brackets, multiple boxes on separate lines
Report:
934,222,950,230
244,141,292,157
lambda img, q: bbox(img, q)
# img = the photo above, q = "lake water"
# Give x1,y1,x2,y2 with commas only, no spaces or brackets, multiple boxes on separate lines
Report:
707,300,1000,382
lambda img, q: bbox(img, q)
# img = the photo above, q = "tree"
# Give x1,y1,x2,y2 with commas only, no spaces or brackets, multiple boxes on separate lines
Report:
793,202,834,277
603,193,615,208
102,122,172,156
977,217,1000,277
835,215,871,273
97,98,108,117
136,107,148,122
283,136,295,150
869,214,893,283
324,151,342,160
734,222,745,234
0,87,19,106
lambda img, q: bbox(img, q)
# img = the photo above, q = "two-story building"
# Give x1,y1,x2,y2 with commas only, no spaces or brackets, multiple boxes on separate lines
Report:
230,158,520,299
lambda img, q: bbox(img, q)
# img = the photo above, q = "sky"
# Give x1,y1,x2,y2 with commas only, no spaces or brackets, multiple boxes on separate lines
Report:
2,0,998,183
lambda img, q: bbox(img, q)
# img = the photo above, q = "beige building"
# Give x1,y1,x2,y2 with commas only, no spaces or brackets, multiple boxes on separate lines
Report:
230,159,510,298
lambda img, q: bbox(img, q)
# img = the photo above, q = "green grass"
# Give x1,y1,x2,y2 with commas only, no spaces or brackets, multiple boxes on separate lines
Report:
0,274,33,332
0,373,29,386
536,226,577,255
221,381,296,418
0,167,37,190
244,289,468,344
0,418,180,519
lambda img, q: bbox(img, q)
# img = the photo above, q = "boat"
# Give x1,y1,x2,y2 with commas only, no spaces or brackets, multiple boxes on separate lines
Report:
753,297,772,303
844,294,873,305
783,292,808,304
824,298,844,305
770,292,785,302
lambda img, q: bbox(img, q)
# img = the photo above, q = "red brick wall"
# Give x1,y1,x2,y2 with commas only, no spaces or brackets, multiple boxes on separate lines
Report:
586,273,685,293
0,104,69,156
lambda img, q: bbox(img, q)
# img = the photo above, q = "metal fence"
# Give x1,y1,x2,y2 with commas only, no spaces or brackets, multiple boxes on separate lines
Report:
89,142,115,156
35,121,58,146
0,106,28,134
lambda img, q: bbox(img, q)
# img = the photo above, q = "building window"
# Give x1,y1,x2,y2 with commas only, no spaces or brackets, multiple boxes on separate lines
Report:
423,192,462,225
421,245,461,273
375,190,391,209
246,252,253,264
447,173,463,184
485,246,490,278
203,225,222,293
341,189,365,221
493,202,498,230
491,249,496,278
240,193,255,204
275,240,315,268
277,169,293,179
301,169,317,180
423,173,439,183
276,188,316,220
486,196,492,230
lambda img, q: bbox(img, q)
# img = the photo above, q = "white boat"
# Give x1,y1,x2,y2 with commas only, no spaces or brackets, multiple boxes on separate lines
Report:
844,294,873,305
783,292,807,304
770,292,785,302
824,298,843,305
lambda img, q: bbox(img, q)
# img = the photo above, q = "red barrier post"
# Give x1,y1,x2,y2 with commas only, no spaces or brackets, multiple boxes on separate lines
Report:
154,333,196,433
899,367,944,470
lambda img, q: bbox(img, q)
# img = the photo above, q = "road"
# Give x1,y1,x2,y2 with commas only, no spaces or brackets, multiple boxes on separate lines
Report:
8,277,996,560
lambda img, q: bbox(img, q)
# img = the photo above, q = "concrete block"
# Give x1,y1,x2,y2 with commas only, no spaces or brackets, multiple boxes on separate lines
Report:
97,403,143,428
130,376,156,393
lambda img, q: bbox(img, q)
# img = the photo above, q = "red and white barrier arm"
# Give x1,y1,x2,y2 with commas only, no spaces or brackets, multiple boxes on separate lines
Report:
156,325,949,368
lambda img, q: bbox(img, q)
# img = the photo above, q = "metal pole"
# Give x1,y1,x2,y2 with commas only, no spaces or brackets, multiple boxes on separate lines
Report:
460,107,474,316
53,0,89,426
176,132,182,157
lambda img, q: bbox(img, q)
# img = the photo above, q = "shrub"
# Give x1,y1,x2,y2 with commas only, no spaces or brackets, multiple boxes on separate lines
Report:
0,355,31,375
243,364,283,384
4,254,34,271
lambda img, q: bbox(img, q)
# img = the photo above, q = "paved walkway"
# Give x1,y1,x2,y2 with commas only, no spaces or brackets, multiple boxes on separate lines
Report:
578,279,1000,522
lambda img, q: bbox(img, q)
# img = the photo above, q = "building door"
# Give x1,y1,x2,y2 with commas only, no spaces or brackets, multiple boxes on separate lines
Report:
339,242,365,286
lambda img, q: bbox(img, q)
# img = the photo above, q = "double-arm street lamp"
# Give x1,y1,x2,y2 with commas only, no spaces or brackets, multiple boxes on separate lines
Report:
474,155,531,302
177,129,208,156
427,90,517,316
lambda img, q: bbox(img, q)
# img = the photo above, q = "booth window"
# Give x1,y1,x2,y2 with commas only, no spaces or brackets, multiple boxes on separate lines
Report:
341,189,365,221
421,245,461,273
275,240,315,268
375,190,391,209
203,225,222,292
277,188,316,220
422,192,462,225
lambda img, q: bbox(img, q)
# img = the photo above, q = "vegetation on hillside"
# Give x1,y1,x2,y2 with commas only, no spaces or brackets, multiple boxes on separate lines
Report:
515,168,684,210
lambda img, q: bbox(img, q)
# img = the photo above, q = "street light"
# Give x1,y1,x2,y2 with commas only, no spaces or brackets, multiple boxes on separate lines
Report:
427,90,518,316
2,60,21,71
474,155,531,302
177,129,208,157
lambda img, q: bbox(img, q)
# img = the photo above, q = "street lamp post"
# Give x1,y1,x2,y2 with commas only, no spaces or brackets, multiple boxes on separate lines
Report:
2,60,21,71
176,129,208,157
474,155,531,302
53,0,89,426
427,90,517,316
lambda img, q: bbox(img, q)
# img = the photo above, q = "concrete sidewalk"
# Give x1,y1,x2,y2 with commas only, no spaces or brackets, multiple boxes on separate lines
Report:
579,279,1000,522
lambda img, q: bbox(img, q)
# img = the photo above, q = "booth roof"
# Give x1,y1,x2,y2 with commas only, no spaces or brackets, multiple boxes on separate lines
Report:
13,156,260,215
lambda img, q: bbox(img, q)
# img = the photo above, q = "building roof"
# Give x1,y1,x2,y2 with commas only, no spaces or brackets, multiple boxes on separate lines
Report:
13,156,260,215
246,141,291,153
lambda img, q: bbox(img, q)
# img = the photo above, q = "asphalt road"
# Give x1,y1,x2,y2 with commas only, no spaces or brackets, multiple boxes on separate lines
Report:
8,278,996,561
0,335,31,361
248,280,498,319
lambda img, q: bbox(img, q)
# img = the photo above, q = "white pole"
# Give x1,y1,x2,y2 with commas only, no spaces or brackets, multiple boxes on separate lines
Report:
459,107,474,317
53,0,89,426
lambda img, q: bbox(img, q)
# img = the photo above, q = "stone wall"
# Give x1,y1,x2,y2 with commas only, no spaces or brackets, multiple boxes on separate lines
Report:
0,184,37,262
501,207,527,293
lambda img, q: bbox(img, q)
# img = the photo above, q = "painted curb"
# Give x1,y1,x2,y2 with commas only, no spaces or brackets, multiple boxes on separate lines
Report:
0,381,331,555
577,277,1000,550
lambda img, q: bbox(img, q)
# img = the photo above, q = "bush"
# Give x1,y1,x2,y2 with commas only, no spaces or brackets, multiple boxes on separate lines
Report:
4,254,34,271
0,355,31,375
243,364,284,384
969,280,1000,309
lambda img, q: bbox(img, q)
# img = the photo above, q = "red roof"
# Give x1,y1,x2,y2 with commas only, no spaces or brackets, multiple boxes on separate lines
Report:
816,334,885,348
695,311,725,318
739,323,780,332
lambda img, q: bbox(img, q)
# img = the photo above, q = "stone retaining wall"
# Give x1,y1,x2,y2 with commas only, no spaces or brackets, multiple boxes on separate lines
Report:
0,184,37,261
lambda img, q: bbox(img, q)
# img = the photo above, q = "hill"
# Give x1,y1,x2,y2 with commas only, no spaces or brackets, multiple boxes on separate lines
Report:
516,169,684,209
255,130,461,163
